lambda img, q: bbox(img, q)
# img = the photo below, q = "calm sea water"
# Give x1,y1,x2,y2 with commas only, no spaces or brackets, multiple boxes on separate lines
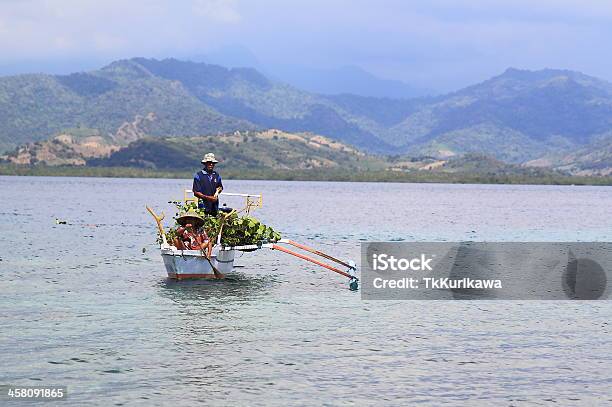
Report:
1,176,611,406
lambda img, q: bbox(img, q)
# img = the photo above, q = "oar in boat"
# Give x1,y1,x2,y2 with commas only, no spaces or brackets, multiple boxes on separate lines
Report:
203,251,224,280
203,209,237,279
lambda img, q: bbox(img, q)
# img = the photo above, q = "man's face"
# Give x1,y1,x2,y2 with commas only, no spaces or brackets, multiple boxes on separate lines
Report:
204,161,215,172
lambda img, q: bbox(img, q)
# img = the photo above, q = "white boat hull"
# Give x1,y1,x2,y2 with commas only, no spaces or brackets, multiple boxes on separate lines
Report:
161,246,237,279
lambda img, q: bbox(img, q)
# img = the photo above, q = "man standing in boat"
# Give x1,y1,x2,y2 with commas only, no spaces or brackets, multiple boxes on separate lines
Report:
193,153,223,216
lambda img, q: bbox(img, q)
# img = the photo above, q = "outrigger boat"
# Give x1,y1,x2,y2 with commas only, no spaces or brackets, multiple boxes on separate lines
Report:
147,190,359,290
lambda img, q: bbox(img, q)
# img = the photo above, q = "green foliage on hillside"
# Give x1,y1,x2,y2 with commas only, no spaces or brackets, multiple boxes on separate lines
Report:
326,94,425,126
2,58,612,168
0,74,85,151
388,68,612,161
87,130,387,171
56,73,118,97
0,61,253,151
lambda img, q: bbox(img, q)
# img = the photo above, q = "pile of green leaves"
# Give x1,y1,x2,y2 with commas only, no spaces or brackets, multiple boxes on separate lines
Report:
159,201,282,247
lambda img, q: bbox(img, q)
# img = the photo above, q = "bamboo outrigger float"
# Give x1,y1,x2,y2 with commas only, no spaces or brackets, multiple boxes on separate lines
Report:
147,190,359,290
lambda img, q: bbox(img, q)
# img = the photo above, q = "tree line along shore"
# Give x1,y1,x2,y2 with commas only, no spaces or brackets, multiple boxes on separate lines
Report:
1,164,611,186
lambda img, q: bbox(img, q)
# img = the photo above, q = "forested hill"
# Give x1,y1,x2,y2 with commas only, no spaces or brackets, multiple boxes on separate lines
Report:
1,58,612,166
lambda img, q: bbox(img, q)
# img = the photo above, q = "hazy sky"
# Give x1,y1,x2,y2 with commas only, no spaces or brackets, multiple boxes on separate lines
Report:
1,0,612,91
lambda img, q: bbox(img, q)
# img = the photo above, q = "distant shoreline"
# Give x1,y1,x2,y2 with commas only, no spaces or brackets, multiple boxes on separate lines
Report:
1,164,611,186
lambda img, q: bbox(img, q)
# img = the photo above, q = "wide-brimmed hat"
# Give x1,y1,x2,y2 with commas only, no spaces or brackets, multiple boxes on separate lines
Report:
201,153,219,164
176,211,205,228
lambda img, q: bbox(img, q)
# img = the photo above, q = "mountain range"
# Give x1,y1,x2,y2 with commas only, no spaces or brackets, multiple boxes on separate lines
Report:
1,57,611,174
193,46,431,98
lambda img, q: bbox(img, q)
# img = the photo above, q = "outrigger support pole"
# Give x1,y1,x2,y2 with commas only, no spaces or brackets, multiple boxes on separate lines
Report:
270,239,359,290
272,244,353,278
284,240,354,270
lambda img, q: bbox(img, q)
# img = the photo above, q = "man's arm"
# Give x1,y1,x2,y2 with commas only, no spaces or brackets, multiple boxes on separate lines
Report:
194,191,218,202
193,172,217,202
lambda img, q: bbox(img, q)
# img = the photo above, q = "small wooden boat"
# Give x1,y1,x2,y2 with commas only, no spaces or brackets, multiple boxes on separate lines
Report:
148,191,359,289
161,245,237,279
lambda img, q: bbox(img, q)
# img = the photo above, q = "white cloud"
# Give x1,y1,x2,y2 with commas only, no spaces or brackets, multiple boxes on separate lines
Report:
193,0,241,23
0,0,242,59
0,0,612,88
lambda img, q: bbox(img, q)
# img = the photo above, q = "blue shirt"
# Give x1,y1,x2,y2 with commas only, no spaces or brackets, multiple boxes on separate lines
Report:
193,170,223,213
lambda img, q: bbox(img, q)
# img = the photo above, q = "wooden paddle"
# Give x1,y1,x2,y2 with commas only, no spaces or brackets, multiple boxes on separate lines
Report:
203,250,224,280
